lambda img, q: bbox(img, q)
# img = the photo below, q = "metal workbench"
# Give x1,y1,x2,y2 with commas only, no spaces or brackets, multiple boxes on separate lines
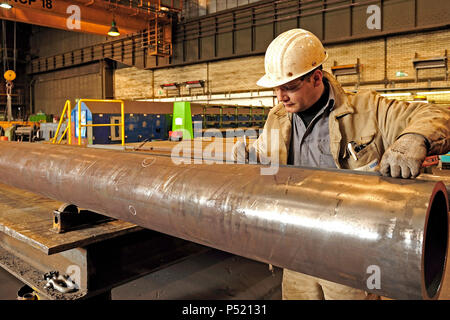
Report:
0,183,208,300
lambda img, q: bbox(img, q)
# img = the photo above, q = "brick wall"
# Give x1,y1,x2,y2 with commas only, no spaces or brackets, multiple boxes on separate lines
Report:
323,38,386,85
208,56,265,93
154,63,208,96
387,29,450,82
115,56,265,99
114,28,450,101
114,67,153,100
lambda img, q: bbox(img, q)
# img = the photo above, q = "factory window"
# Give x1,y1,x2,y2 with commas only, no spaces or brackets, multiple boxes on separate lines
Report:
182,0,263,19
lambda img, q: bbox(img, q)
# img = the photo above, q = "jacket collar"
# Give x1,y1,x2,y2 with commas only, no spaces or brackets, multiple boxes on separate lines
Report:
323,71,354,118
272,101,293,121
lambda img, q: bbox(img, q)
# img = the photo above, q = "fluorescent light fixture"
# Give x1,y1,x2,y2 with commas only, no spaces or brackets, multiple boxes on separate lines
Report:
380,92,412,97
184,80,205,89
416,91,450,95
0,2,12,9
160,83,179,90
107,20,120,37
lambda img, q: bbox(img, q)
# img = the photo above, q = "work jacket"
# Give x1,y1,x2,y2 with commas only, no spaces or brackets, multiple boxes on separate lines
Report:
252,71,450,170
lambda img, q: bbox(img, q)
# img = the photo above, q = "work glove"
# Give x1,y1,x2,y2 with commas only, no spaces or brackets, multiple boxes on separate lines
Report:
231,140,249,163
379,133,428,179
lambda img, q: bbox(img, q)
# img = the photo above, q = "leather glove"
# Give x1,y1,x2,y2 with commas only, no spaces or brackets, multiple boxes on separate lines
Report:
231,140,249,163
379,133,428,179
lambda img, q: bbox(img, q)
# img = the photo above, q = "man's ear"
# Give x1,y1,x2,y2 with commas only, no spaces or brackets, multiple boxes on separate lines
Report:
312,69,323,87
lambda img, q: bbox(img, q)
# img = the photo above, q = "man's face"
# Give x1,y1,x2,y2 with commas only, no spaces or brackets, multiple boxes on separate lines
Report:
274,70,323,113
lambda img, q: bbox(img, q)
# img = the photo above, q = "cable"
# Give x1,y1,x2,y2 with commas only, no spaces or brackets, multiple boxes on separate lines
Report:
1,20,7,74
13,21,16,72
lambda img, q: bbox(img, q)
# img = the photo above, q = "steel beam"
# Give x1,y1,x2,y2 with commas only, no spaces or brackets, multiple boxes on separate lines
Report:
0,0,152,36
0,141,448,299
0,227,207,299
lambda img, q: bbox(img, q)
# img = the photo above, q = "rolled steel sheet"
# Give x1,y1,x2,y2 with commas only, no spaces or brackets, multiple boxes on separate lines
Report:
0,141,448,300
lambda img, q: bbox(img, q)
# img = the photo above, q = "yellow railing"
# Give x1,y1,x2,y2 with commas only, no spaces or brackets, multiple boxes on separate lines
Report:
52,100,72,145
77,99,125,146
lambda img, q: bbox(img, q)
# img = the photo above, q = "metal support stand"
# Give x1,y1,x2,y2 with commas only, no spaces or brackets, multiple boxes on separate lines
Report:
53,204,114,234
331,59,361,89
0,183,209,300
413,50,448,82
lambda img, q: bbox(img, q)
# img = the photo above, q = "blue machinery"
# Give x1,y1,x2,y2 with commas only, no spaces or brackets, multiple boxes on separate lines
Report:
72,103,171,145
49,99,270,145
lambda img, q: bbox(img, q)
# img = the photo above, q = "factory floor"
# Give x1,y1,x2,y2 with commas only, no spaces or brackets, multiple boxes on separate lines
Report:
0,248,282,300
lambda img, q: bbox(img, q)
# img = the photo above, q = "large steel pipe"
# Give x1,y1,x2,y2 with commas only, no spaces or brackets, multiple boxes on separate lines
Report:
0,141,448,300
419,173,450,206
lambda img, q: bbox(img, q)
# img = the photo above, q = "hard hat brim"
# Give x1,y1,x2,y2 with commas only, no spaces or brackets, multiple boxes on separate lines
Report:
256,53,328,88
256,73,299,88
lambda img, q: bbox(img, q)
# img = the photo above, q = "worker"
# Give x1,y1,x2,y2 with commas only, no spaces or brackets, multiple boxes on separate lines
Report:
232,28,450,300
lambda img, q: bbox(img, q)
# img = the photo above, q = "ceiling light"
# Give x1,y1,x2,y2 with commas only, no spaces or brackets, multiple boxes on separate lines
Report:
380,92,412,97
0,2,12,9
416,91,450,95
107,20,120,37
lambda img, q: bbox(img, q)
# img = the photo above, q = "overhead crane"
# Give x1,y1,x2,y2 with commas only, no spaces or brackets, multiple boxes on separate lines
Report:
0,0,180,56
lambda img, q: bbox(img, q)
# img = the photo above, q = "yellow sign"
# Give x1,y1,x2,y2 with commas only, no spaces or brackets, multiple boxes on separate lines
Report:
4,70,16,81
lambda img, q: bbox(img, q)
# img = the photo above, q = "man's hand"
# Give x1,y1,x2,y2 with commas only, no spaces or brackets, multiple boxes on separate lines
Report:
379,134,428,179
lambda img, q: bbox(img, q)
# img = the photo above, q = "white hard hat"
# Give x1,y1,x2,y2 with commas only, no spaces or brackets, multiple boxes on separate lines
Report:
257,29,328,88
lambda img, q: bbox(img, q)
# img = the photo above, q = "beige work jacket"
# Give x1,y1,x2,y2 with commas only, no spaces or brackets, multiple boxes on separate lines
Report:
252,71,450,170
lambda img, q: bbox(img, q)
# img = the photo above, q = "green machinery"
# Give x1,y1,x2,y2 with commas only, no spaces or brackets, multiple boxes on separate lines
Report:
172,101,194,140
171,101,270,140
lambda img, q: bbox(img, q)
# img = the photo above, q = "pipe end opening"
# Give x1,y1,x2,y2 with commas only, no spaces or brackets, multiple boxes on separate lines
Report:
424,188,448,299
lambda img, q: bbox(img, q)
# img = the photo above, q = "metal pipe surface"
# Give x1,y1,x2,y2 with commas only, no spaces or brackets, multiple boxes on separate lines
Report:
419,172,450,206
0,141,448,300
